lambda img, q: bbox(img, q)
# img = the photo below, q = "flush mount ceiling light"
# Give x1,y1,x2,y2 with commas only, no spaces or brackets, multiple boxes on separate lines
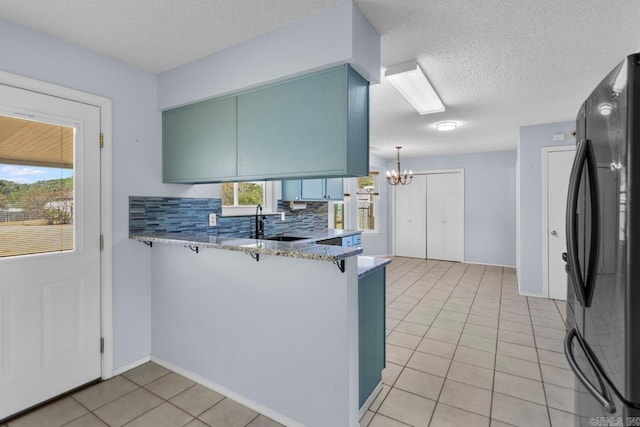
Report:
435,121,457,131
385,61,445,115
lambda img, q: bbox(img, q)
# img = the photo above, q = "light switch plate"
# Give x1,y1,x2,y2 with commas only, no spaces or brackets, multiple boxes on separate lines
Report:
209,213,217,226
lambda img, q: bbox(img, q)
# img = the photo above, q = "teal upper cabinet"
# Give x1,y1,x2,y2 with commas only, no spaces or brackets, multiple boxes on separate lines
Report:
237,65,369,180
163,96,237,183
282,178,343,201
301,179,325,200
162,64,369,183
324,178,344,200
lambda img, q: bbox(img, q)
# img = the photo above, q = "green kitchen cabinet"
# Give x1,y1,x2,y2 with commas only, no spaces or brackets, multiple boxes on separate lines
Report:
359,266,386,409
237,65,369,180
282,178,343,201
281,180,302,201
162,64,369,183
162,96,237,183
301,179,325,200
324,178,344,200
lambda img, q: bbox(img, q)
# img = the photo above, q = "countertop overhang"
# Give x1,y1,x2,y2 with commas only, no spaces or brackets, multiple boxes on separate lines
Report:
130,229,363,262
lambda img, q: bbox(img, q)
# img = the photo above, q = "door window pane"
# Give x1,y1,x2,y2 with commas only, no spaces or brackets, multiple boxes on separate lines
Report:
0,115,74,258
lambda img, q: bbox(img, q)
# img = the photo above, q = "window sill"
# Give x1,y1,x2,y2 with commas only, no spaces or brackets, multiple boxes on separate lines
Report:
221,207,278,217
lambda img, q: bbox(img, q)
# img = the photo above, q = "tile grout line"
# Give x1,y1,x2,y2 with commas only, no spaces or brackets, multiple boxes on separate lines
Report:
526,294,552,427
426,263,491,425
372,260,460,426
484,265,505,425
374,261,448,405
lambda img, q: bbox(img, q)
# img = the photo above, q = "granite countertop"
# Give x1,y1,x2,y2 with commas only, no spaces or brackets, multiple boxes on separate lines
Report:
130,230,362,262
357,256,392,278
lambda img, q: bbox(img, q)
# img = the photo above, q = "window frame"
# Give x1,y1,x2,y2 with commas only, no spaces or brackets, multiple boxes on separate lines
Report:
356,172,379,234
221,181,276,216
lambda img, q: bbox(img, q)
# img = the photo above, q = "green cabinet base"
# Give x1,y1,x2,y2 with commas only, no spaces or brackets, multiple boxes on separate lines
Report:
358,267,385,408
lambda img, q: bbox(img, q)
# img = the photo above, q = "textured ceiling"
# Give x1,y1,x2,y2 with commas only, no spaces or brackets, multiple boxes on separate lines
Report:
1,0,639,158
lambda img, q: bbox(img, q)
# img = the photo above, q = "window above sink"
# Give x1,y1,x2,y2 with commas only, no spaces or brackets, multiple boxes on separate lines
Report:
220,180,277,216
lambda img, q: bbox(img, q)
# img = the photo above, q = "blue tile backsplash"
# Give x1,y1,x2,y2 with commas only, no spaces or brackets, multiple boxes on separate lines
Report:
129,196,329,238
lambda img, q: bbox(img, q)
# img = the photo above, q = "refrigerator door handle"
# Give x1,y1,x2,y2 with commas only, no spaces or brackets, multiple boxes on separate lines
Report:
566,139,589,306
564,328,616,413
582,139,600,307
565,139,600,307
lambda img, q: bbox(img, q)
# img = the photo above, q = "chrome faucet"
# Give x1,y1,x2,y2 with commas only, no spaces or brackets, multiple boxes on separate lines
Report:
255,204,265,239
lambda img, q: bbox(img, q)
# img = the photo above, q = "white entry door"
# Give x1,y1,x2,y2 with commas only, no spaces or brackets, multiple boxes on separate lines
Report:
394,175,427,258
426,172,464,262
0,84,102,418
544,147,576,300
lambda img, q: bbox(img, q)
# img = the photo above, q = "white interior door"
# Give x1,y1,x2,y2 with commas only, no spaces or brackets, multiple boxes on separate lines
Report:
394,175,426,258
545,148,576,300
427,172,464,262
0,84,102,419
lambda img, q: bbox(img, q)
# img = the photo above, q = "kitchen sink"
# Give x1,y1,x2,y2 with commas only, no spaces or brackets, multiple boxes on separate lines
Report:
262,235,309,242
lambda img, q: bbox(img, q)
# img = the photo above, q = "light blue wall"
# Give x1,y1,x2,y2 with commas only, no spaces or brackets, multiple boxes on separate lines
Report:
157,1,380,110
517,121,575,295
399,150,517,267
0,18,218,369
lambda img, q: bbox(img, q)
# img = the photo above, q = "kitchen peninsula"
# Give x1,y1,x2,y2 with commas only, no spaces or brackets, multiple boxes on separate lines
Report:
130,228,388,427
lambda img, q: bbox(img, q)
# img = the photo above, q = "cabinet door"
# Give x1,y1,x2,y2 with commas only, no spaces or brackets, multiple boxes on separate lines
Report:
358,268,385,408
325,178,344,200
162,96,237,183
237,67,348,179
301,179,325,200
281,180,301,201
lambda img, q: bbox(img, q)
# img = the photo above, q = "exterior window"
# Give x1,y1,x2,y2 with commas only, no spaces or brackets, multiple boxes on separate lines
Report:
357,173,378,233
333,203,344,230
221,181,274,216
221,182,265,207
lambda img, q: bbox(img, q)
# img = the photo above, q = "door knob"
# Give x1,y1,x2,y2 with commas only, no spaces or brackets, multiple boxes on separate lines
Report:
551,230,558,236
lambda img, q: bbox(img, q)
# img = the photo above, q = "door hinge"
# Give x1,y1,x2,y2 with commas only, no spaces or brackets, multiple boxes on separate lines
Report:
100,235,104,252
99,132,104,149
100,337,104,353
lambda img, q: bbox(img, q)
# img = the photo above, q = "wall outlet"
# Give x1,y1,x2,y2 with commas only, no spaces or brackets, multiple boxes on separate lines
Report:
209,213,217,227
280,212,286,221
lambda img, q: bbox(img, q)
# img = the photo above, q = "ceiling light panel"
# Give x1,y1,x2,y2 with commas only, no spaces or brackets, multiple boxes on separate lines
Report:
385,61,445,115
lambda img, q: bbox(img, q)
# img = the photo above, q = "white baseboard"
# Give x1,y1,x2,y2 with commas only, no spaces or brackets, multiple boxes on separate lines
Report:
518,290,547,298
464,261,517,268
359,381,382,419
112,355,151,376
150,356,303,427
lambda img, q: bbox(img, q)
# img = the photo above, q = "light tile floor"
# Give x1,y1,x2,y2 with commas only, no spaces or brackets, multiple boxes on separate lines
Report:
363,257,576,427
4,362,284,427
4,257,576,427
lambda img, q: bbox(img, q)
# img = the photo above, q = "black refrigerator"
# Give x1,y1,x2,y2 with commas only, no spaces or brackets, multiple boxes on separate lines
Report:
564,53,640,426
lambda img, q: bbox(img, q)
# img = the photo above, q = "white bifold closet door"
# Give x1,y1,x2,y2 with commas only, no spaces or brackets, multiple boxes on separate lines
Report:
426,172,464,262
394,175,427,258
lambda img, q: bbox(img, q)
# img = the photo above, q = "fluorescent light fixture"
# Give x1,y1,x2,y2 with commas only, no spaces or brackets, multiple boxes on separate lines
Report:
435,121,457,131
385,61,445,115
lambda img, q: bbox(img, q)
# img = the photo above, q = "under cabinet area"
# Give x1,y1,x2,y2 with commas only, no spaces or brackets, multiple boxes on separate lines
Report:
282,178,344,201
162,64,370,184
